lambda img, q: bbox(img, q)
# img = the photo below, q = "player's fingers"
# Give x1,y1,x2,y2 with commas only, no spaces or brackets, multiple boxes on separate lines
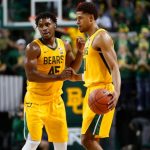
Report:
64,68,72,74
76,36,83,40
108,98,113,104
107,96,116,109
108,102,115,110
107,94,113,104
76,37,81,43
76,37,85,44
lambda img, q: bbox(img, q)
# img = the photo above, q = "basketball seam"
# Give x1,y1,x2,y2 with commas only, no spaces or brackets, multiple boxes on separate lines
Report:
95,94,112,105
95,102,109,113
95,96,112,105
96,102,108,105
95,91,106,100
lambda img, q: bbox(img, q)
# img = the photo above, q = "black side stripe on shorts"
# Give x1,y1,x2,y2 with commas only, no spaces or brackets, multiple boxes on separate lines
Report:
93,114,103,135
98,48,111,75
24,112,29,140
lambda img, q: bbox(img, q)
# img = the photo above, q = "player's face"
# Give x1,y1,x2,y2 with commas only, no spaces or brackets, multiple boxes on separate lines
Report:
76,11,91,32
37,18,56,39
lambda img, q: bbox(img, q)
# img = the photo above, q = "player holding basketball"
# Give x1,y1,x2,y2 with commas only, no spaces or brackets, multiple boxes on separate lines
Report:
72,2,121,150
22,12,85,150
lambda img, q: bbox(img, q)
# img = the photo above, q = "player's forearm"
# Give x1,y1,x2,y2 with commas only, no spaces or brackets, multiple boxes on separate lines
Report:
26,70,63,82
74,73,83,81
112,66,121,96
70,51,83,72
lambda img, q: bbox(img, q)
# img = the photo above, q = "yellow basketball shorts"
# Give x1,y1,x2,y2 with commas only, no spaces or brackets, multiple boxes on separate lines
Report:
81,83,115,138
24,97,68,142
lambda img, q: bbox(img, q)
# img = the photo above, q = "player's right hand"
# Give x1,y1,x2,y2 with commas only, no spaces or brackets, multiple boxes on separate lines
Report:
59,67,73,80
76,36,85,54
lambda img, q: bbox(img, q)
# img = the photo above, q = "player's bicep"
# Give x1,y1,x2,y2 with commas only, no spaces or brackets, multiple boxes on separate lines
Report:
98,32,118,70
102,47,118,71
24,43,40,75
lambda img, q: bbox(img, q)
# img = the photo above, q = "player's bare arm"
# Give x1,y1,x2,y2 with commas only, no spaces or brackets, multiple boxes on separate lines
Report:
93,30,121,109
24,42,72,82
64,36,85,72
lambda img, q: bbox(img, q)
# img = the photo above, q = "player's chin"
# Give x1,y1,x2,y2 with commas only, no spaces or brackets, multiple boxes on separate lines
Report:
42,34,51,39
78,27,84,32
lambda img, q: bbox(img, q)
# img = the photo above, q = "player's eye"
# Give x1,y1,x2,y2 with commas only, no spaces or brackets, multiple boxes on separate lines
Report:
45,23,51,27
38,24,43,28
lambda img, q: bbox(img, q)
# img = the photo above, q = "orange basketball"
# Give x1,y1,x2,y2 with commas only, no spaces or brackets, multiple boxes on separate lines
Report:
88,89,113,114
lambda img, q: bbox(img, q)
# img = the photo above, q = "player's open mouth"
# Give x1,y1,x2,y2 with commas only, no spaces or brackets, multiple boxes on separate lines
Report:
43,32,49,35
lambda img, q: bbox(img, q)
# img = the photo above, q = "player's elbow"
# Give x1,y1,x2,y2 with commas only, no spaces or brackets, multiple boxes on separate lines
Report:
26,71,36,82
110,62,119,71
27,76,35,82
26,75,35,82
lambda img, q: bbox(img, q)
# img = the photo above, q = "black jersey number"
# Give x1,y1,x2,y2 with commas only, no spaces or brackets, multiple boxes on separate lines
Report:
48,66,60,74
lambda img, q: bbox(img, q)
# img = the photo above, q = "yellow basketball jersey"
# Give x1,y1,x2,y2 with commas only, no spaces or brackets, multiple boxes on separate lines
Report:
83,29,112,87
25,38,66,104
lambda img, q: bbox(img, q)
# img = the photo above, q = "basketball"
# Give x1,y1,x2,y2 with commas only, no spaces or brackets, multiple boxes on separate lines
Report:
88,89,113,114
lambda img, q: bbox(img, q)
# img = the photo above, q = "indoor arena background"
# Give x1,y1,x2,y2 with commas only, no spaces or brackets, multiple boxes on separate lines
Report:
0,0,150,150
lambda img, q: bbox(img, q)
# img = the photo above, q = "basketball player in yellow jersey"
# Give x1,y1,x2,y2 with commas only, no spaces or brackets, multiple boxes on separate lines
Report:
22,12,85,150
73,2,121,150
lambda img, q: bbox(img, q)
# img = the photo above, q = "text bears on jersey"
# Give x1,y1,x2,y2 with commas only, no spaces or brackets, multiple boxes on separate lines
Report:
44,55,64,64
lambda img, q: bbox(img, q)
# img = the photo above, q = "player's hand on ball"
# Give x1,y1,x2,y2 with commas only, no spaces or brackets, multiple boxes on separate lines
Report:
88,89,113,114
108,90,119,110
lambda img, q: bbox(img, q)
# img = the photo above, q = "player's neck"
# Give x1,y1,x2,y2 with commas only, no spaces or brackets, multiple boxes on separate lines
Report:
41,37,56,48
87,25,99,37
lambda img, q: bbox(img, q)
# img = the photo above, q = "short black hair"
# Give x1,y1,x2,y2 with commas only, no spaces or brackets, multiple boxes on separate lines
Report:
35,12,57,26
76,2,98,20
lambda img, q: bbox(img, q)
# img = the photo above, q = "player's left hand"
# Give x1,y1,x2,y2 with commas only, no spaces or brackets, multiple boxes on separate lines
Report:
66,67,80,81
76,36,85,54
107,90,119,110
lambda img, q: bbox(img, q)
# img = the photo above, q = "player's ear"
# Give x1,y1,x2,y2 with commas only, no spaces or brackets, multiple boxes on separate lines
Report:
54,24,57,28
89,15,94,22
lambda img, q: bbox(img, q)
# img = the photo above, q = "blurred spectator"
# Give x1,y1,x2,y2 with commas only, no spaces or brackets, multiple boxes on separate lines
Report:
134,43,150,111
128,32,139,55
139,27,150,41
117,0,134,27
0,29,16,74
5,38,26,76
130,2,149,33
107,6,118,32
115,31,129,53
118,45,135,110
11,103,25,150
15,38,27,100
96,4,112,31
63,0,79,20
3,38,27,101
12,38,26,77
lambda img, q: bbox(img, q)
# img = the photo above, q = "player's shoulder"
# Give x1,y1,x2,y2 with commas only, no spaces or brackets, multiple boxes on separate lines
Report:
96,28,112,42
93,28,113,49
26,39,41,52
97,28,110,37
